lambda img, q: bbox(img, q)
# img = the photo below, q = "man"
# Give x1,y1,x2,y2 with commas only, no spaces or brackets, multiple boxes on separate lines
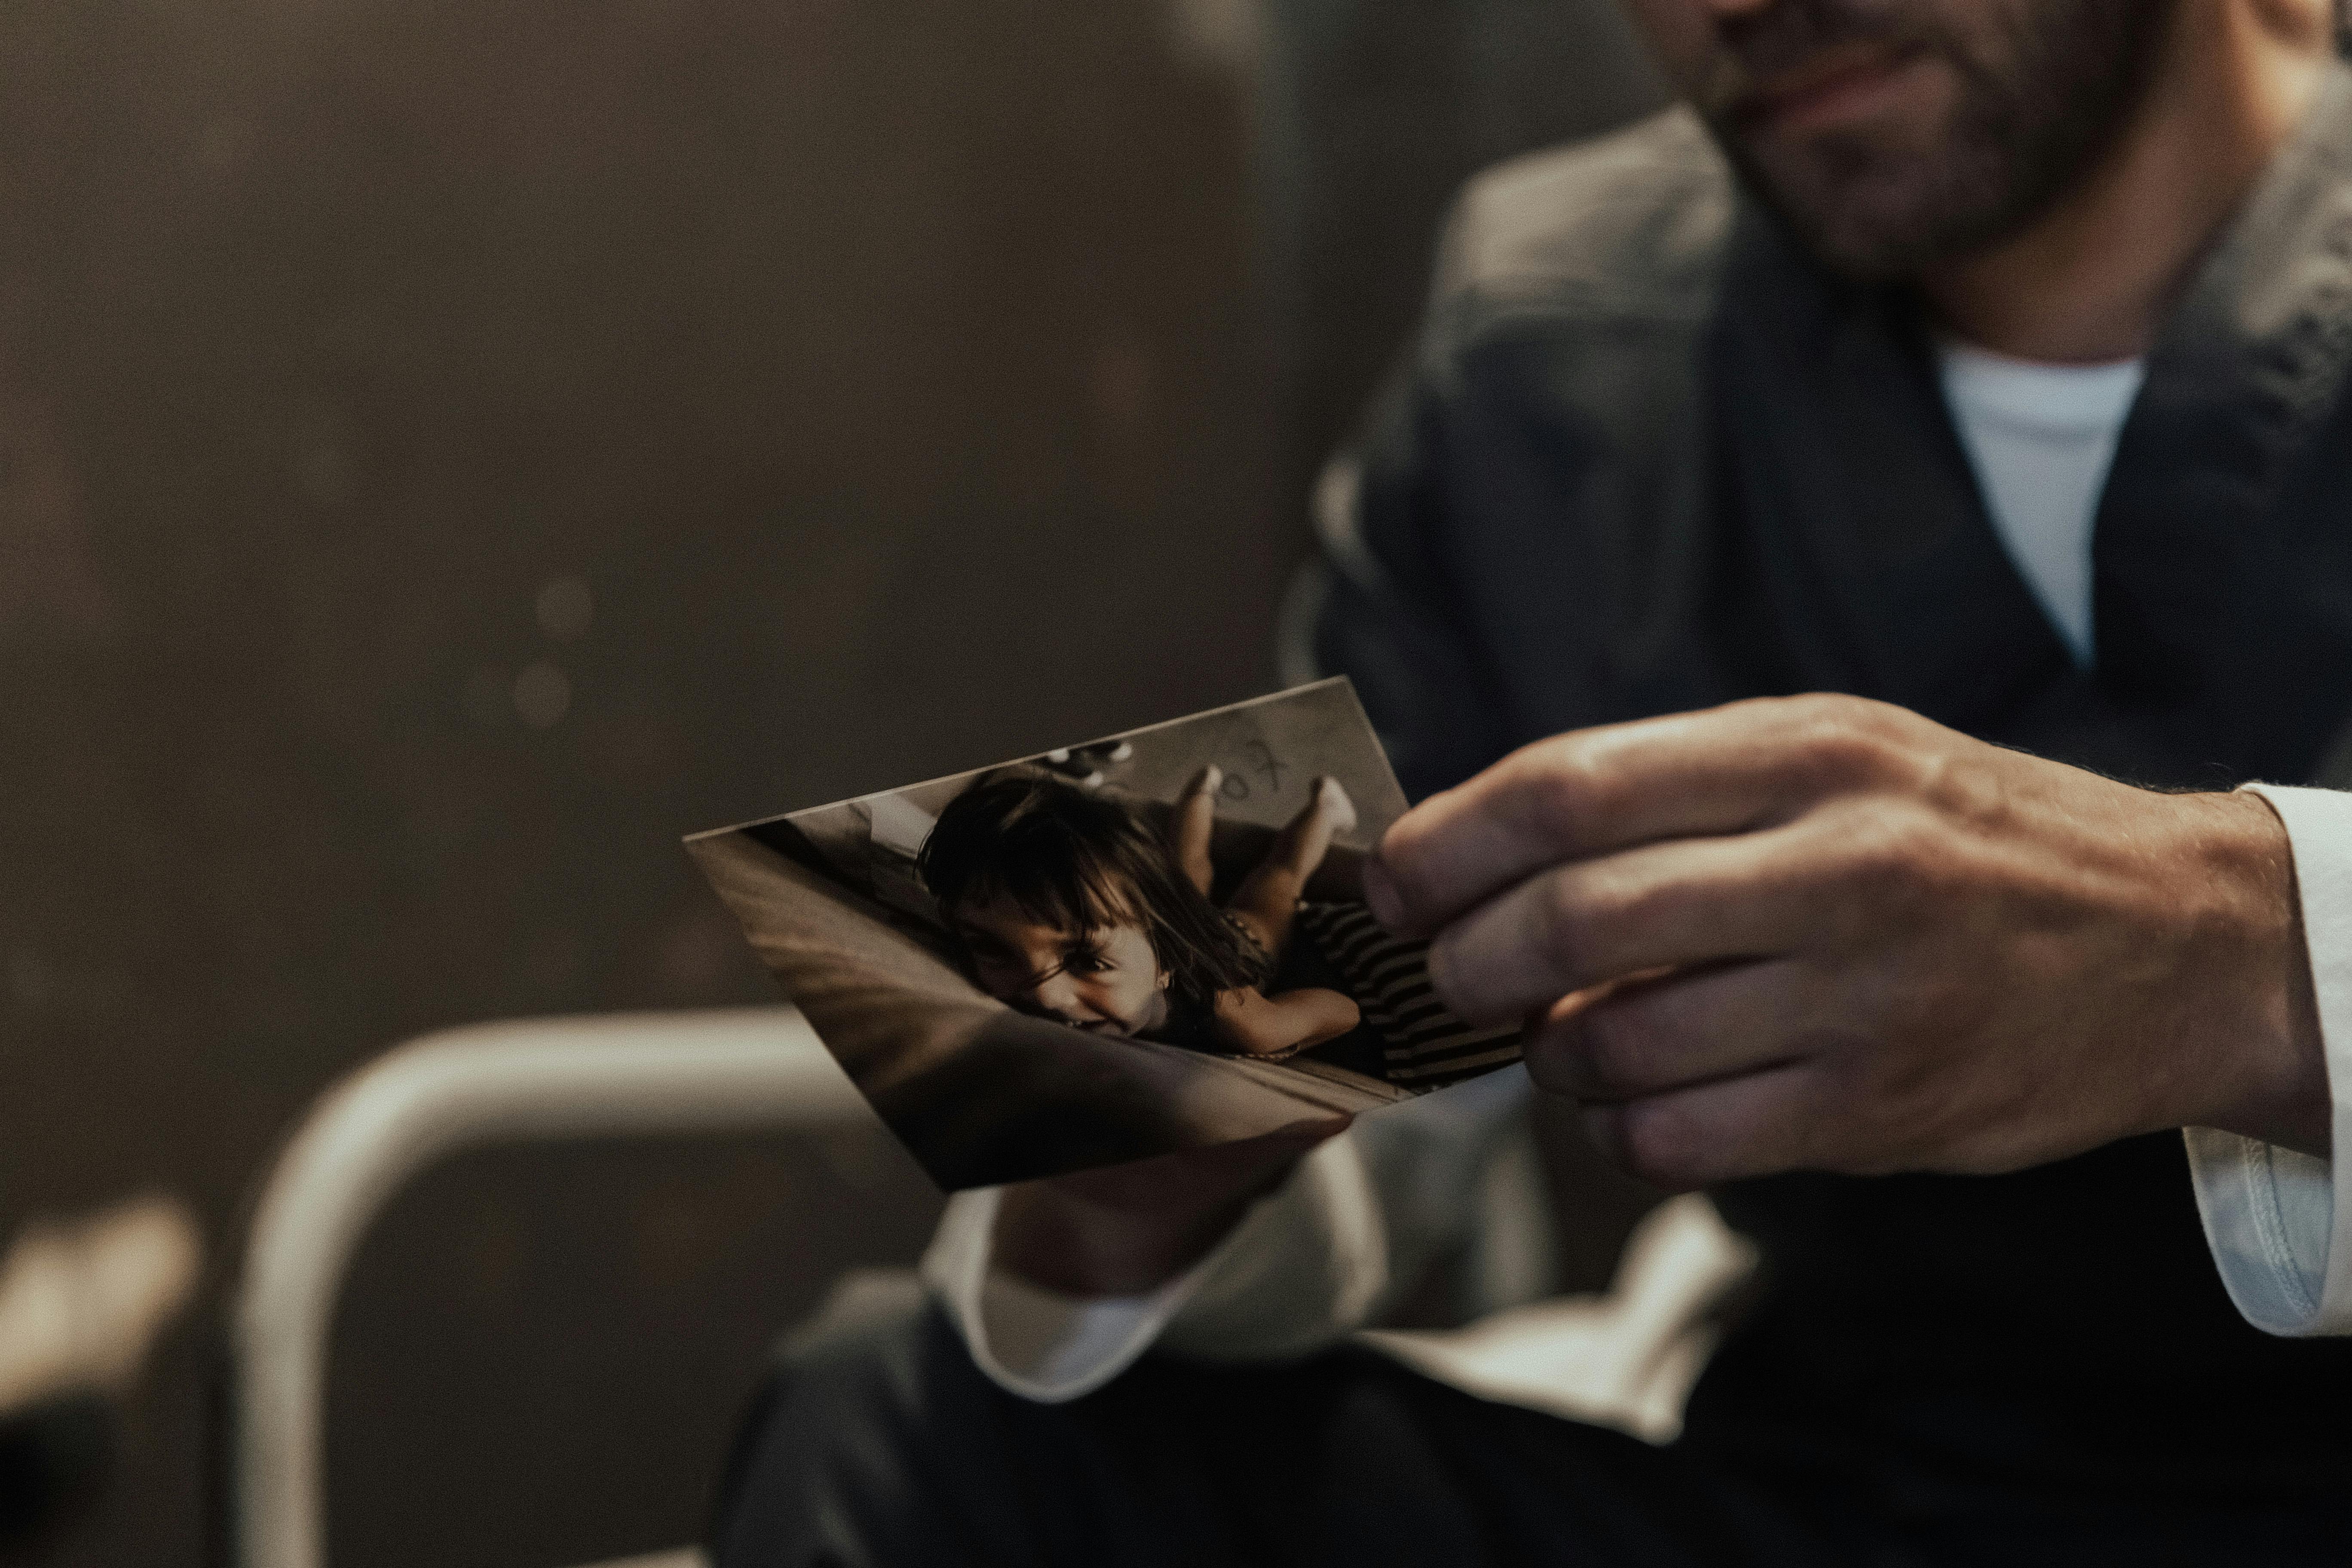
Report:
717,0,2352,1559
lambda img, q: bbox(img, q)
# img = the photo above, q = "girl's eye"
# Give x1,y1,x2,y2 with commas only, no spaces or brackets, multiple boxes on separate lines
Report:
1065,946,1111,974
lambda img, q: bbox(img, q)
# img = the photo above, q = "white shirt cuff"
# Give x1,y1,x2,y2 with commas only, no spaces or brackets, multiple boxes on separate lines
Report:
919,1132,1387,1401
2183,784,2352,1335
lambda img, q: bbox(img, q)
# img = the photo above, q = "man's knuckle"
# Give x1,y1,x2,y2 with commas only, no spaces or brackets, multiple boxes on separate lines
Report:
1767,694,1918,793
1833,807,1950,905
1512,745,1605,839
1537,869,1606,965
1807,725,1900,789
1914,747,2007,827
1775,692,1853,726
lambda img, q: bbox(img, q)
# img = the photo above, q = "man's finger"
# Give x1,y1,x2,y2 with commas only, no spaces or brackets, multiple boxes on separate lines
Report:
1523,957,1812,1102
1425,824,1826,1024
1370,694,1923,935
1577,1061,1823,1189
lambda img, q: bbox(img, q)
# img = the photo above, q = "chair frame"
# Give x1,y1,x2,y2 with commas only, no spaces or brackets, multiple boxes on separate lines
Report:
232,1007,867,1568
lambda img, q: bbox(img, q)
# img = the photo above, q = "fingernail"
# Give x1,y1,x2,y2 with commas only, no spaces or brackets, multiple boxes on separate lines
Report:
1362,858,1403,929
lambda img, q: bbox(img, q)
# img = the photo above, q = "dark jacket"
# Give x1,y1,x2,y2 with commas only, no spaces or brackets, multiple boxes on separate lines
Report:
1313,74,2352,1501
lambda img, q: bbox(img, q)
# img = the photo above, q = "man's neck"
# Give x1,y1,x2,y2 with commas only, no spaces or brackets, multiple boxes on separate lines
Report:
1920,0,2334,364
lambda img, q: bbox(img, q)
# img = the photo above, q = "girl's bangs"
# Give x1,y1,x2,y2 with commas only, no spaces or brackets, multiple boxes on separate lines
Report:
976,836,1143,937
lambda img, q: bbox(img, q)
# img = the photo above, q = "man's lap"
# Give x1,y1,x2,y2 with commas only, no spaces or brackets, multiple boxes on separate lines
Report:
707,1295,1844,1568
709,1295,2352,1568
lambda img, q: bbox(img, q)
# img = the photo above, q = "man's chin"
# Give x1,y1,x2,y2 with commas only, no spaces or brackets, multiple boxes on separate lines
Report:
1710,72,2006,275
1730,135,2009,279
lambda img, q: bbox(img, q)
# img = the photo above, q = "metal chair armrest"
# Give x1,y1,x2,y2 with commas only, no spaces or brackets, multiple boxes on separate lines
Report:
235,1007,867,1568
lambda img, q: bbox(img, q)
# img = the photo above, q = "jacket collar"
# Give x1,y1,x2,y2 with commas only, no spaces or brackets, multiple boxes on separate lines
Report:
1713,63,2352,782
2096,65,2352,726
1712,200,2073,735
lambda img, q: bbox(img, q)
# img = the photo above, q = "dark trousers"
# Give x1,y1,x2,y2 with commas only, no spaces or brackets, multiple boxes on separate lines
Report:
710,1297,2350,1568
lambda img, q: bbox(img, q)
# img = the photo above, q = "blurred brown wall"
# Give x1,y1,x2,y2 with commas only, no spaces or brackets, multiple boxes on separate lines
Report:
1,3,1273,1563
0,0,1660,1563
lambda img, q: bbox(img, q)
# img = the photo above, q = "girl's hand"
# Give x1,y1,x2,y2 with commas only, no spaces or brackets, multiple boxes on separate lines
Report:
1170,768,1357,961
1170,764,1223,896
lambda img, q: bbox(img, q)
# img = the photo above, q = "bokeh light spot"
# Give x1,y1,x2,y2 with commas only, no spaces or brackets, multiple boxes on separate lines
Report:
535,576,594,642
513,660,571,728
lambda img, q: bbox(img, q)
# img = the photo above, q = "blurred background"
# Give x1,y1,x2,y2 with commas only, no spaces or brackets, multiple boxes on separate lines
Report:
0,1,1661,1562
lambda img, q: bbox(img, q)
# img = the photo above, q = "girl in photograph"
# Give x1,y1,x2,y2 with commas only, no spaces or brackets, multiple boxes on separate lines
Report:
917,768,1361,1059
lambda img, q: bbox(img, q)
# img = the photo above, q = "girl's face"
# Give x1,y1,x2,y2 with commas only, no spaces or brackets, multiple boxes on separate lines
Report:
948,895,1171,1037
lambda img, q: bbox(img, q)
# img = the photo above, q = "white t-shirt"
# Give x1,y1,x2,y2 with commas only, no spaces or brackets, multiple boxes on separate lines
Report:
1934,340,2145,668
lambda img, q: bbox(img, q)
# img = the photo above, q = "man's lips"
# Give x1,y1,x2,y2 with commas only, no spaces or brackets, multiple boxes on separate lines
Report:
1735,42,1929,135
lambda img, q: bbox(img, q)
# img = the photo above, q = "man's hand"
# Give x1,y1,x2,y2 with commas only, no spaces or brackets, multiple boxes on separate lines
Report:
1363,694,2329,1188
995,1117,1350,1297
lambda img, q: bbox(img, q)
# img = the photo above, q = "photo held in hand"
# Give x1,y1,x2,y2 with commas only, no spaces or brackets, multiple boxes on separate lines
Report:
688,680,1522,1190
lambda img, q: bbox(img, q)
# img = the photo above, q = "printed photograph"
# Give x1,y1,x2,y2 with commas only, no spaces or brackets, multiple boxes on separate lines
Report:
686,679,1522,1189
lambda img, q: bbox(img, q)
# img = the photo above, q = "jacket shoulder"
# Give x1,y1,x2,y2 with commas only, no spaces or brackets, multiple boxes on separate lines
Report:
1430,106,1735,333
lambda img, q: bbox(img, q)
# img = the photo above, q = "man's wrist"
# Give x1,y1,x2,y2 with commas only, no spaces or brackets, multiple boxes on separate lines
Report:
2188,790,2329,1157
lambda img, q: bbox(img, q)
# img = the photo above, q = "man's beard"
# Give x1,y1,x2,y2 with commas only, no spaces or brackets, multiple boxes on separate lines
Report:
1692,0,2178,277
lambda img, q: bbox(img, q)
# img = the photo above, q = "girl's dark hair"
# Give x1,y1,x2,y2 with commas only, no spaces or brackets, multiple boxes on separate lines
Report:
916,771,1265,1010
